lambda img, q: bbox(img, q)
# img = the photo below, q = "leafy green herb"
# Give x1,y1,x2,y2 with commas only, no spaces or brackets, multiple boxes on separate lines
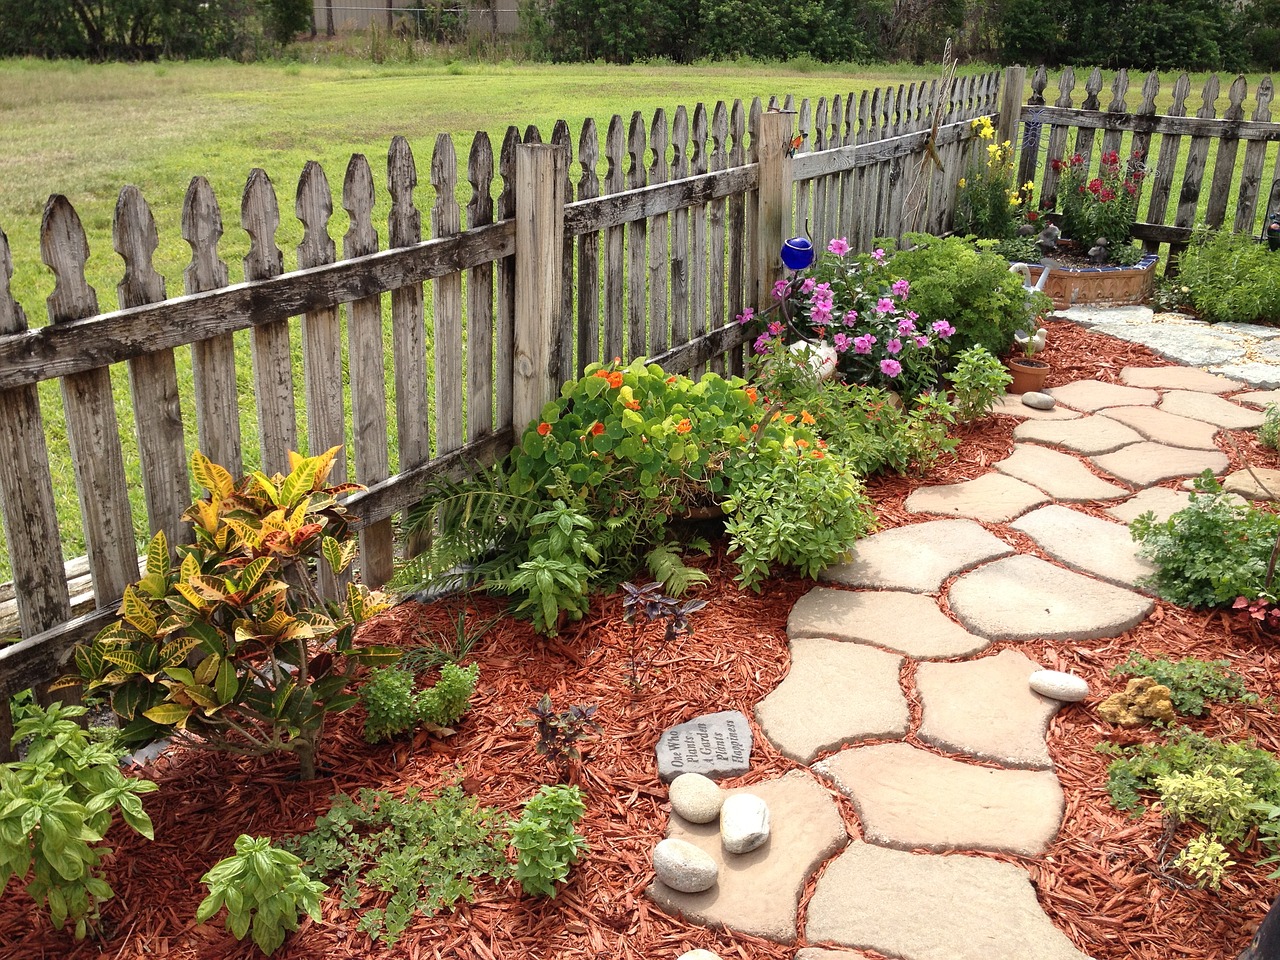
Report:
944,345,1013,422
196,835,327,955
1112,652,1255,716
360,661,479,743
511,784,588,898
520,694,600,768
1261,403,1280,452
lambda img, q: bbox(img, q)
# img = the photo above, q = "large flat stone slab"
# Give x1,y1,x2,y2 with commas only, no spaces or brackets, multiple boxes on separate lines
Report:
1048,379,1158,411
806,842,1091,960
656,711,753,783
756,638,907,763
916,649,1060,770
904,472,1050,523
820,519,1014,593
1104,486,1196,524
1234,389,1280,409
994,444,1128,502
648,770,847,943
1223,467,1280,500
1120,365,1241,394
815,743,1064,856
990,394,1083,421
948,554,1153,640
1013,415,1144,455
788,587,991,659
1159,390,1266,430
1093,405,1220,449
1092,441,1229,488
1011,504,1156,590
1208,362,1280,389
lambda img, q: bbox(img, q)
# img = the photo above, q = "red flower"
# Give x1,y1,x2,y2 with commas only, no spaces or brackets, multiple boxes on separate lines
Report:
591,422,605,435
537,422,551,436
607,372,623,389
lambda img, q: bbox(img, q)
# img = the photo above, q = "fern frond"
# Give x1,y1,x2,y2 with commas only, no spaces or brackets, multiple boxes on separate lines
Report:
645,543,710,597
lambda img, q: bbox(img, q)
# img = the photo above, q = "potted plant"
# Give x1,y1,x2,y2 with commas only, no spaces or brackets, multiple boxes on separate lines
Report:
1007,323,1049,394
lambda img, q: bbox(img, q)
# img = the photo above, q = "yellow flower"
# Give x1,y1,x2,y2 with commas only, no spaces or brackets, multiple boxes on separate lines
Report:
1023,181,1035,192
958,177,967,188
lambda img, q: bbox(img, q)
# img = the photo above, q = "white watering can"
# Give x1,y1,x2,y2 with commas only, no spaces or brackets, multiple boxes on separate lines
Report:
1009,261,1051,297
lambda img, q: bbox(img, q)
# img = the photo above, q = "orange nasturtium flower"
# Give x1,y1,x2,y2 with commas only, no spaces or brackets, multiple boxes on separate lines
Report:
750,423,759,433
537,422,552,436
591,422,605,435
796,439,810,448
800,409,816,425
607,372,624,389
676,419,692,434
812,449,825,459
745,386,758,403
624,399,641,410
783,413,796,424
593,369,610,379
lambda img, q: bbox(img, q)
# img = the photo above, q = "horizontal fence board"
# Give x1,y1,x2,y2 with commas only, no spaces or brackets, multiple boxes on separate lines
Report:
1021,104,1280,142
564,165,758,236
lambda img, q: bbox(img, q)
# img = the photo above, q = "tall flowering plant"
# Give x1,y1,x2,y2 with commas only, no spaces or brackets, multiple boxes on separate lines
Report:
954,116,1037,241
741,238,956,399
1052,148,1146,254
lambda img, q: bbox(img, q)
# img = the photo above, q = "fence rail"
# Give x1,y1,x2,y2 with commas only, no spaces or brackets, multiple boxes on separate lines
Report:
0,71,1008,756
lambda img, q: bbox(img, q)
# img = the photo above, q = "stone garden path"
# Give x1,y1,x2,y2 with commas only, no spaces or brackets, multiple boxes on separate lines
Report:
646,354,1280,960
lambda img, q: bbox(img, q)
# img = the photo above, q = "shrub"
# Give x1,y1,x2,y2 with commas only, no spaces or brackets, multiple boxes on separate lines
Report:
1130,472,1280,608
511,784,588,897
70,448,398,780
1177,227,1280,325
945,345,1013,422
196,835,327,956
887,233,1048,359
361,661,479,743
0,703,156,940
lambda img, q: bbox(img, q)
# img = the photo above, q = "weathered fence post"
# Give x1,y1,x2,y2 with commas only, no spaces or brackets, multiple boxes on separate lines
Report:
755,109,794,310
513,143,568,434
998,65,1026,153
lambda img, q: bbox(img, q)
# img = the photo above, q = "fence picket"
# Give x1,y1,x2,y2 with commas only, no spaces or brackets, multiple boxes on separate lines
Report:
728,99,747,377
1039,67,1077,209
708,101,729,374
342,155,393,586
182,177,240,474
689,103,709,375
1174,75,1221,241
1099,70,1129,160
603,115,625,361
552,120,575,381
627,112,649,359
467,133,496,442
1145,73,1192,234
1130,71,1162,186
670,106,689,352
853,92,872,248
1236,78,1275,235
576,119,601,374
1205,75,1248,229
795,98,813,242
114,187,189,548
811,97,829,249
241,169,296,477
1070,68,1105,180
648,110,670,356
496,126,519,429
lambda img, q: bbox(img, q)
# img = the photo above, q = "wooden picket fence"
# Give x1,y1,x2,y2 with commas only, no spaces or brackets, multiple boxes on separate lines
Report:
0,70,1004,753
1013,66,1280,264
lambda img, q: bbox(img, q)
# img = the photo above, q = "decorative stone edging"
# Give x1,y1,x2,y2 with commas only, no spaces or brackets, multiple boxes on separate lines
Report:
1028,254,1158,310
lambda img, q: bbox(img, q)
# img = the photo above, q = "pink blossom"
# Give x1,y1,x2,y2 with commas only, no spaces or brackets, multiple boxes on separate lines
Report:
800,277,816,294
833,332,853,352
879,358,902,377
886,338,902,355
753,333,773,354
773,279,789,300
891,278,910,298
906,310,919,322
736,306,755,325
810,303,833,325
811,282,833,302
871,248,886,262
931,320,956,338
828,237,851,256
875,297,897,314
897,318,917,335
843,315,858,327
853,334,876,354
915,335,930,348
767,320,785,336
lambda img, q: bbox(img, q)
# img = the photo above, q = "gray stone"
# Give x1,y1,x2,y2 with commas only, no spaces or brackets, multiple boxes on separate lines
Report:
719,793,770,854
795,951,866,960
669,773,725,824
1011,504,1156,590
755,637,908,763
1047,379,1159,411
1057,304,1153,327
1209,362,1280,389
990,394,1082,421
677,952,723,960
1092,441,1229,487
806,842,1092,960
648,770,847,944
949,554,1154,641
1223,467,1280,501
1096,404,1220,449
1159,390,1266,429
994,444,1129,502
820,518,1014,593
653,838,718,893
915,649,1060,770
1022,390,1056,410
1120,365,1242,393
815,742,1064,856
656,711,753,783
1029,669,1090,702
1013,414,1144,455
904,472,1050,523
787,587,990,659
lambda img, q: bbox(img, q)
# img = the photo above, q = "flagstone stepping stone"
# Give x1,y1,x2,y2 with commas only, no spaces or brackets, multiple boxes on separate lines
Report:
814,743,1064,856
948,554,1153,641
1121,365,1241,393
756,637,908,763
1235,389,1280,408
1209,362,1280,389
648,770,847,944
1159,389,1266,430
904,472,1050,523
1047,379,1158,411
806,842,1091,960
788,587,990,659
994,444,1128,502
1223,467,1280,500
1013,415,1144,455
794,951,864,960
820,518,1014,593
1095,405,1220,449
1092,441,1229,488
990,395,1082,420
1104,486,1196,524
1011,504,1156,590
915,649,1060,770
656,711,753,783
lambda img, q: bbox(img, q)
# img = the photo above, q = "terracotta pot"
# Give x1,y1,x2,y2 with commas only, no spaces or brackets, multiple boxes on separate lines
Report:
1007,356,1050,394
1026,253,1159,310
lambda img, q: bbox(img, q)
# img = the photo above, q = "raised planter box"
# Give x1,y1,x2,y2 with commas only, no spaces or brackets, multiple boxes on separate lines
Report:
1027,253,1159,310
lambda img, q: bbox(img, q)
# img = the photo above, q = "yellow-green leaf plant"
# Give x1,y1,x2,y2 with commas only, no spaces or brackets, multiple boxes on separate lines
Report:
69,448,399,780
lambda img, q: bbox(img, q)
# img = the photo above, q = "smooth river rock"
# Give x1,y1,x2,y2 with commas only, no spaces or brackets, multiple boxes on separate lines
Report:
669,773,725,824
1028,669,1090,702
720,793,771,854
653,838,719,893
1021,391,1056,410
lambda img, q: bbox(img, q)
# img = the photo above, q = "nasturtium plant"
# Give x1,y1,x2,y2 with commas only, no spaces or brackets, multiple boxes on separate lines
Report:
67,447,399,780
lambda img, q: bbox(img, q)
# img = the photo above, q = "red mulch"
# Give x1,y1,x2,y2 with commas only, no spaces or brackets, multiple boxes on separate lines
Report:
4,319,1280,960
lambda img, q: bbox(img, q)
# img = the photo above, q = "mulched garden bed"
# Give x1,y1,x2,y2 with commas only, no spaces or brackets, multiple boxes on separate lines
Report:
3,318,1278,960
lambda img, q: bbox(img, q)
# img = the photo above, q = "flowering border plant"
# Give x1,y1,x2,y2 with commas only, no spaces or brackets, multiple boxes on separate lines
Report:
742,237,956,399
1052,148,1146,255
954,116,1038,242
